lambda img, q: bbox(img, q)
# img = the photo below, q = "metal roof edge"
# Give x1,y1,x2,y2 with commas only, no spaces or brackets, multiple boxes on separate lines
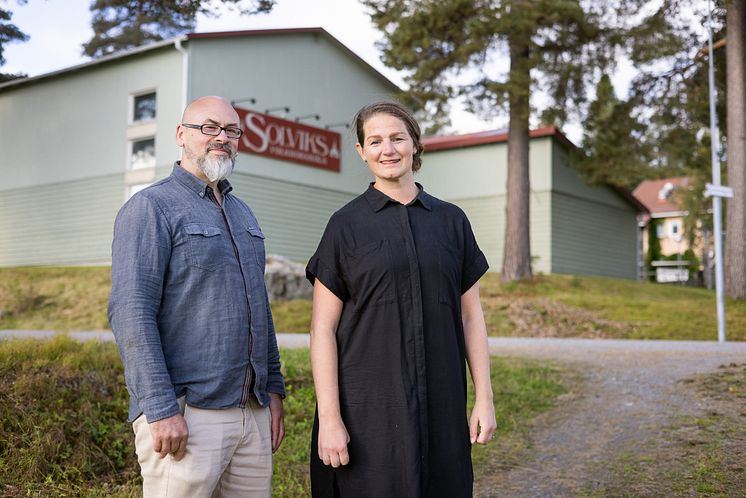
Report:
0,37,186,92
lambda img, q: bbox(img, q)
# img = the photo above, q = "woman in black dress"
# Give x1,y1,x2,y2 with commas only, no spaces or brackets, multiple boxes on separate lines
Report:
306,100,496,498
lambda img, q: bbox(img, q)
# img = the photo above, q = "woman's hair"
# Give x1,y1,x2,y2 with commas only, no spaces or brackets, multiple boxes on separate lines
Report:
353,100,424,172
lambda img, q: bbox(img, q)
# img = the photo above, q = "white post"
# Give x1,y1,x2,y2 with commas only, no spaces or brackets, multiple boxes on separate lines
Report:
707,0,726,342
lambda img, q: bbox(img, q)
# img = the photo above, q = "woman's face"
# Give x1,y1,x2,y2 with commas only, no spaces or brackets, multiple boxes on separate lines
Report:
356,113,414,183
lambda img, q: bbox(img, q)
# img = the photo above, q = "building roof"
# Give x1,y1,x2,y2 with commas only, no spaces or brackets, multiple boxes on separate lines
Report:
632,176,689,217
422,125,576,152
0,27,399,93
423,125,648,213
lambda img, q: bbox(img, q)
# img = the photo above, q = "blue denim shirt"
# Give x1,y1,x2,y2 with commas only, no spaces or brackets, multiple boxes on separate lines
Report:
108,163,285,423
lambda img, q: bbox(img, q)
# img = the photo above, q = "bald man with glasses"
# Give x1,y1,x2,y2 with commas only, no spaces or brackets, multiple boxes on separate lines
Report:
109,96,285,497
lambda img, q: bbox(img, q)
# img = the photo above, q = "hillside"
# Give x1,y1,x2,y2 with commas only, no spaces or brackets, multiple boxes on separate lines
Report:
1,267,744,341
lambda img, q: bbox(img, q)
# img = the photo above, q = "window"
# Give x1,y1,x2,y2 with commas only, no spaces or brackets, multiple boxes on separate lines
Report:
130,138,155,169
133,92,156,122
655,223,664,239
670,220,682,241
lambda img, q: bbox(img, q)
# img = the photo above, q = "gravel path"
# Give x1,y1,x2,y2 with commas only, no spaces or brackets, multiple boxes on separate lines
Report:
479,337,746,497
4,330,745,496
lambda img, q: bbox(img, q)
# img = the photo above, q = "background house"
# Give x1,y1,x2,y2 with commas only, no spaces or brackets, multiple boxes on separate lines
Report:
632,176,709,284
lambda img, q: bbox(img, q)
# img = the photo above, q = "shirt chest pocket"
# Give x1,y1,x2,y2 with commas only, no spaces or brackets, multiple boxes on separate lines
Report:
240,226,266,269
184,223,233,271
345,239,396,310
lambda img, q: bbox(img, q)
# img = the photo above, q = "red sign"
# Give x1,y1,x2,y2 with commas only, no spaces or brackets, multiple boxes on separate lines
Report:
235,107,341,172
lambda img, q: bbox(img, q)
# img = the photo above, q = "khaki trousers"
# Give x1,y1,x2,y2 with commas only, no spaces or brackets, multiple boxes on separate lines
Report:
133,397,272,498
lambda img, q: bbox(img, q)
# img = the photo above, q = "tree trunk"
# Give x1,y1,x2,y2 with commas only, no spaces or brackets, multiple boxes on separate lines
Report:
726,0,746,299
501,34,533,282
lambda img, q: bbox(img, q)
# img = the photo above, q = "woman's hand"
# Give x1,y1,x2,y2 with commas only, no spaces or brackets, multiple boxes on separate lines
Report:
469,396,497,445
318,416,351,467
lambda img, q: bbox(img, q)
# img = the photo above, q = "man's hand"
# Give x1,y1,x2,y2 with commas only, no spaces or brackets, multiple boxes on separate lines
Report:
149,413,189,460
269,392,285,453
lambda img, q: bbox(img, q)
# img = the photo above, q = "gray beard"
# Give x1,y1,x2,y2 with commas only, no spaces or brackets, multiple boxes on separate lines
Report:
199,153,235,183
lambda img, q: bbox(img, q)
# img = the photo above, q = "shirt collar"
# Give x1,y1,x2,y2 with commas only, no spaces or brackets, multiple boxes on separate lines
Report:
363,182,432,212
172,161,233,197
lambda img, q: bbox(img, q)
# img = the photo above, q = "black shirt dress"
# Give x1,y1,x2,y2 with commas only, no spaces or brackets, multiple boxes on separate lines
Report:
306,184,489,498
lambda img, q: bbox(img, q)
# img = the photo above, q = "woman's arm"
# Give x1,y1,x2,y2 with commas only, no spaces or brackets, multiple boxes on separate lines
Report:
461,282,497,444
310,279,350,467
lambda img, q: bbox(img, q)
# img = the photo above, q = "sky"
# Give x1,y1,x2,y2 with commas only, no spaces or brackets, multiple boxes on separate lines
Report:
2,0,683,143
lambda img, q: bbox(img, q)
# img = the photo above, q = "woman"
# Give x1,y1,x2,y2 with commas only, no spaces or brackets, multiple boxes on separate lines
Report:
306,100,496,498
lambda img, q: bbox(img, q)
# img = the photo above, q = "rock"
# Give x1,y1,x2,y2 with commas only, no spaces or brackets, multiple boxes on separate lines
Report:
264,254,313,302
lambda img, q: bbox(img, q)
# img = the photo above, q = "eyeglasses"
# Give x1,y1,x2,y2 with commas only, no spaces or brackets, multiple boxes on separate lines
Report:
181,123,243,139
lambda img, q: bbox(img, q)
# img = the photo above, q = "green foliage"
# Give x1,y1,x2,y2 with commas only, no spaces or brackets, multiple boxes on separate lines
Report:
0,340,566,497
83,0,276,58
646,219,662,279
0,336,139,497
0,1,28,82
573,74,652,189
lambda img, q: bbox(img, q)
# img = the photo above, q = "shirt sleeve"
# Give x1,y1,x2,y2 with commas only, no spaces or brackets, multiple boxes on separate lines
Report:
107,193,179,423
460,213,489,294
305,215,350,302
264,286,286,398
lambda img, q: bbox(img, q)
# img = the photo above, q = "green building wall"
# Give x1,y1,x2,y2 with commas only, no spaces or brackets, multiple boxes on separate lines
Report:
417,135,639,279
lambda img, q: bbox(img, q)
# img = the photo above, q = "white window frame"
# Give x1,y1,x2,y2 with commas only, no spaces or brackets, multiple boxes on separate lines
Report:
129,90,157,124
128,136,156,170
669,220,682,242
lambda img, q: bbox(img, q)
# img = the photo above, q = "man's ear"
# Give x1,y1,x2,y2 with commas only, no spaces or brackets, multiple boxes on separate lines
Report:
175,124,185,147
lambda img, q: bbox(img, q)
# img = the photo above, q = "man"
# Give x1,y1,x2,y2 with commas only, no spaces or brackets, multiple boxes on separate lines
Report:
108,96,285,497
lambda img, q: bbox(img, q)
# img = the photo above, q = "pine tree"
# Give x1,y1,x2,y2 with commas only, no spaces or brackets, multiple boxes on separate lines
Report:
0,2,29,83
725,0,746,299
574,74,651,189
363,0,690,282
83,0,275,58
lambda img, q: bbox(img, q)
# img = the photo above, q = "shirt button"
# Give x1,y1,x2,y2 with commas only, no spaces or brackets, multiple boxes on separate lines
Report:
199,192,204,197
203,230,208,235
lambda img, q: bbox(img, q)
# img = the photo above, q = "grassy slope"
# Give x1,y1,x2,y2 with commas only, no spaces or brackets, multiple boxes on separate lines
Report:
0,337,565,497
1,267,745,340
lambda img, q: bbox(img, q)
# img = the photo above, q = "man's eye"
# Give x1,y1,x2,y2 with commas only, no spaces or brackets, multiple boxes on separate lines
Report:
203,125,220,133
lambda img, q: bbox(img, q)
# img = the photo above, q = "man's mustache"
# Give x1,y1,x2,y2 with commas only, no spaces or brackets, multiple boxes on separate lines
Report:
207,143,234,155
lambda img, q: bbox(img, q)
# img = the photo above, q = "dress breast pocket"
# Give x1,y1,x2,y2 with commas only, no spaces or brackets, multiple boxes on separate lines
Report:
184,223,232,271
437,239,462,309
345,239,396,310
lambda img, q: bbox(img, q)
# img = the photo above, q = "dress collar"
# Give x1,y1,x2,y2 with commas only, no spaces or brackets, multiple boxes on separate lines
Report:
363,182,432,212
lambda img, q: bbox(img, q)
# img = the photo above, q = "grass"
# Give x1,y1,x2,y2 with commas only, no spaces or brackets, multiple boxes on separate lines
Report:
0,337,566,497
2,267,745,340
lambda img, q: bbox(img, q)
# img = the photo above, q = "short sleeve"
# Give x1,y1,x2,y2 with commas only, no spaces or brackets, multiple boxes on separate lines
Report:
306,216,350,301
460,214,489,294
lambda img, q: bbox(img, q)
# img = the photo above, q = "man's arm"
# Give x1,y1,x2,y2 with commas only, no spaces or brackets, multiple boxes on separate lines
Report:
264,289,286,452
108,195,186,457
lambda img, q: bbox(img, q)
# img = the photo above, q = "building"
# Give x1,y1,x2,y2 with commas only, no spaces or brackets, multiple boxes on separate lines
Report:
418,128,645,279
632,176,691,256
0,28,644,279
632,176,706,283
0,28,398,266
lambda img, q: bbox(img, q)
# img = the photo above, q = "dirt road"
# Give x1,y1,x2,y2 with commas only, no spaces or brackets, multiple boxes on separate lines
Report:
478,338,746,497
